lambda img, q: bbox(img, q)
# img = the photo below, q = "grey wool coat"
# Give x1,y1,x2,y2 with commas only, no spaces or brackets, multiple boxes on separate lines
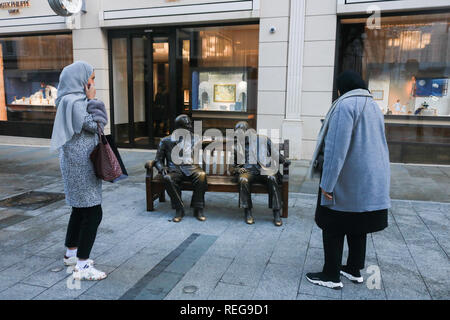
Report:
319,95,391,212
59,100,102,208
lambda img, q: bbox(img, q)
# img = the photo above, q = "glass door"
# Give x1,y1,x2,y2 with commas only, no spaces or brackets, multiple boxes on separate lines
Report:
110,31,175,148
132,35,151,147
111,37,130,145
150,36,170,145
111,34,152,147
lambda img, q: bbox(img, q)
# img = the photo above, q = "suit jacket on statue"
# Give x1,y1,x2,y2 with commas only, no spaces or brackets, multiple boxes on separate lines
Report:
155,134,203,177
232,135,286,177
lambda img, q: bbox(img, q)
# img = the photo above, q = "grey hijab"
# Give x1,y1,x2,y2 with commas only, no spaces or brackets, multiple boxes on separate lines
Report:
50,61,94,151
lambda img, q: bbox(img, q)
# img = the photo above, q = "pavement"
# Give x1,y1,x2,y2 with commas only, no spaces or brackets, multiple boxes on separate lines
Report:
0,136,449,300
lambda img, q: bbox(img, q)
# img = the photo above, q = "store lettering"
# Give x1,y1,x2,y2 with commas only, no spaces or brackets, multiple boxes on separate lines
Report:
0,1,30,14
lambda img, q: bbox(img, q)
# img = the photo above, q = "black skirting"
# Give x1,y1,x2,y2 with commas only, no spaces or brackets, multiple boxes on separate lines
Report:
315,188,388,235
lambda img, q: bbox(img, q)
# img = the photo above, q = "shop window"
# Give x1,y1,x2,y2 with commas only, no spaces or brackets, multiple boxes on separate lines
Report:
338,12,450,164
0,34,73,123
340,13,450,117
179,24,259,114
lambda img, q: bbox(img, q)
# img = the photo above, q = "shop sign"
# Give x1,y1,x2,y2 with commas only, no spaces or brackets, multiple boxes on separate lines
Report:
0,0,30,14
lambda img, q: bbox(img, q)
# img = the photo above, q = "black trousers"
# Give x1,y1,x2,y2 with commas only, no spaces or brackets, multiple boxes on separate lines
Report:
163,169,207,210
322,230,367,281
238,172,282,210
65,205,103,260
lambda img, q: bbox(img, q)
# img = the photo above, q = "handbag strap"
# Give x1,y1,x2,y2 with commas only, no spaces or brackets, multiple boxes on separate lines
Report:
96,124,107,144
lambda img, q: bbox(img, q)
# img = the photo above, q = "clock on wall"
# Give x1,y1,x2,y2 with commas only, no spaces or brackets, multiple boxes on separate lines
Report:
48,0,85,16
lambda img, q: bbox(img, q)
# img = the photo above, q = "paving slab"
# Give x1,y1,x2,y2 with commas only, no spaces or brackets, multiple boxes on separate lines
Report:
252,263,302,300
377,254,431,300
208,282,256,300
0,283,47,300
165,255,233,300
21,260,73,288
220,260,267,288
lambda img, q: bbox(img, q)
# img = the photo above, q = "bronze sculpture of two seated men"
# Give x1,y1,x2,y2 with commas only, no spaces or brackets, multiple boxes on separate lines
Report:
154,115,290,226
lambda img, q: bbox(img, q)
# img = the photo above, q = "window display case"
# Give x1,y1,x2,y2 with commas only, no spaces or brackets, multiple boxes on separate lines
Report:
178,24,259,133
191,67,249,112
5,69,59,122
0,34,72,125
338,12,450,164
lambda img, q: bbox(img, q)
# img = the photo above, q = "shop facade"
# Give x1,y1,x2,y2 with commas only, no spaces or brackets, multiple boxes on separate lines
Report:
304,0,450,164
0,0,449,164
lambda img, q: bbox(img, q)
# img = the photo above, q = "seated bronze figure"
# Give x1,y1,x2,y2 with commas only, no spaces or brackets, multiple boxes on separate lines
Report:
154,115,207,222
231,121,290,226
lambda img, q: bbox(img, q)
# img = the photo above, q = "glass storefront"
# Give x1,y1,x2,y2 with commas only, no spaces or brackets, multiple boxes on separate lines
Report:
0,34,73,137
338,12,450,164
109,23,259,148
180,24,259,133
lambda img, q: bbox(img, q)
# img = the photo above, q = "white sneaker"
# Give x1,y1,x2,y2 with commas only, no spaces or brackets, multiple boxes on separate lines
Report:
305,272,343,289
340,265,364,283
63,256,94,266
340,270,364,283
72,264,107,281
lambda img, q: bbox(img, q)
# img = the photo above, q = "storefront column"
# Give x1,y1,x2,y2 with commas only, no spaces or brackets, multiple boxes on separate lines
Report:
300,0,337,160
72,0,111,134
282,0,306,160
256,0,290,141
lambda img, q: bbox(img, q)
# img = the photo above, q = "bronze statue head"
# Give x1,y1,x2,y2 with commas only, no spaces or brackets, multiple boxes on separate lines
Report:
235,121,249,132
174,114,193,131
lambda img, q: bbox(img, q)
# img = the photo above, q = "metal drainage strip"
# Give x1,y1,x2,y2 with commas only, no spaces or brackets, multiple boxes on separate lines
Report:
120,233,217,300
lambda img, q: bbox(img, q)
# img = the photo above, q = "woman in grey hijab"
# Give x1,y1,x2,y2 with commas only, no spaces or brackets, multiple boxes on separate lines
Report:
51,61,108,281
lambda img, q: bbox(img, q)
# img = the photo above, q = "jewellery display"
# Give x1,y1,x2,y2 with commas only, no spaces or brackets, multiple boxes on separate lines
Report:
192,68,249,112
10,85,58,107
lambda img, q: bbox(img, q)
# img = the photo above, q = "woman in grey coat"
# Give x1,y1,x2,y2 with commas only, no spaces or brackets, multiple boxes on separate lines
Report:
306,71,390,289
50,61,108,281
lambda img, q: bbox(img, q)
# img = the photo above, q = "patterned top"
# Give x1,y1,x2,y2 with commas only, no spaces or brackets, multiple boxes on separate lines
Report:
59,110,102,208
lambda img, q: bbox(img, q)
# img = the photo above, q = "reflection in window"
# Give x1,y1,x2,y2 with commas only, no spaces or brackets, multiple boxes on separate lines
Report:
339,13,450,165
0,34,73,123
111,38,129,143
194,70,248,111
179,24,259,114
340,13,450,117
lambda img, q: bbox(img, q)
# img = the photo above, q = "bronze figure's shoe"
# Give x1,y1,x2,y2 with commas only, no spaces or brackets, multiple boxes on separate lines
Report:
245,208,254,224
173,209,185,223
194,208,206,221
273,209,282,226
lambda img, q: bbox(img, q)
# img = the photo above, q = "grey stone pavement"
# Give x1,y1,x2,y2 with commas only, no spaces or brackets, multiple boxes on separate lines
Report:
0,136,448,300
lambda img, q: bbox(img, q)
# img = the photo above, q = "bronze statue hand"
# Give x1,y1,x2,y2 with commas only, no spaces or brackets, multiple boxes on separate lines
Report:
160,168,168,176
284,159,292,167
238,168,249,174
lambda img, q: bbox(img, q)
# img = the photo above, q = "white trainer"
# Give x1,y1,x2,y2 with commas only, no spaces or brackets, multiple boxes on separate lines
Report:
63,256,94,266
340,270,364,283
72,264,107,281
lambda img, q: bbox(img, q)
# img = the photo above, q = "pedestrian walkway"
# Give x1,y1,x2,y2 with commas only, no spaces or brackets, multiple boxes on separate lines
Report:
0,143,448,300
